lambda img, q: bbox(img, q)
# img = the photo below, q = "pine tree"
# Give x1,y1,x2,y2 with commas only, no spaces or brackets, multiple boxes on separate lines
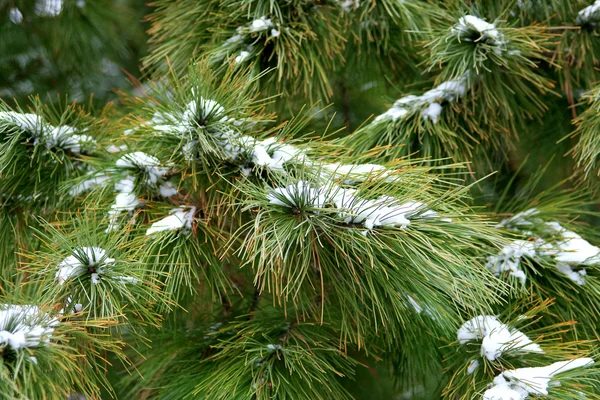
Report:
2,0,600,399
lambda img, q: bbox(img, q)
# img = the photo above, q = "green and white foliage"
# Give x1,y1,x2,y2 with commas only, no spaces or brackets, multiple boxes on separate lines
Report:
4,0,600,399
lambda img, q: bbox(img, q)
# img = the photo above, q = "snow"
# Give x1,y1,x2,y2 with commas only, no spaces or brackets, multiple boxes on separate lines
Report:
266,343,283,351
0,111,46,134
107,144,128,153
251,140,306,171
267,181,327,209
483,376,528,400
374,77,467,123
496,208,540,231
422,103,443,123
271,29,280,37
0,111,95,154
544,222,600,265
159,181,178,197
235,51,251,64
45,125,95,153
453,15,503,43
338,0,359,11
0,305,58,350
69,173,108,196
56,247,136,286
555,262,587,285
403,293,436,318
56,247,115,285
324,163,388,180
106,176,139,232
226,33,244,45
116,152,167,184
458,315,503,344
266,181,443,231
576,1,600,25
113,151,174,214
486,240,536,284
495,210,599,285
467,359,480,375
457,316,542,361
334,191,439,230
185,98,226,125
181,140,198,161
250,17,273,32
9,8,23,24
484,358,594,399
150,97,227,135
146,206,196,235
334,193,412,229
213,129,306,173
406,294,423,314
35,0,63,17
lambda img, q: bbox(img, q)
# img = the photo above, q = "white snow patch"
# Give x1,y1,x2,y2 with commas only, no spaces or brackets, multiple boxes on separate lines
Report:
267,181,327,209
56,247,115,285
544,222,600,265
0,305,58,351
457,315,542,361
250,17,273,32
576,1,600,25
496,208,540,232
0,111,46,134
495,210,599,285
337,0,359,11
452,15,503,44
422,102,443,123
45,125,95,153
9,8,23,24
266,182,443,231
159,181,178,198
467,359,480,375
374,77,467,123
486,240,536,284
0,111,95,153
235,50,251,64
35,0,63,17
146,206,196,235
116,152,168,184
483,358,594,399
69,173,108,196
106,176,140,232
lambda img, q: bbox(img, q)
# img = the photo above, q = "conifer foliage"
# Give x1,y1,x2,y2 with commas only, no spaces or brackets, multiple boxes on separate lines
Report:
3,0,600,399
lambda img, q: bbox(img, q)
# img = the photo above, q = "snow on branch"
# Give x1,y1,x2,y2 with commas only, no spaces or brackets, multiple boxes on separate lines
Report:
57,247,115,285
0,305,58,351
267,181,444,233
106,152,177,232
35,0,63,17
373,76,468,124
457,315,542,361
483,358,594,399
217,16,281,65
146,206,196,235
488,209,600,285
0,111,95,154
143,92,399,183
57,246,137,286
452,15,505,47
576,1,600,26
